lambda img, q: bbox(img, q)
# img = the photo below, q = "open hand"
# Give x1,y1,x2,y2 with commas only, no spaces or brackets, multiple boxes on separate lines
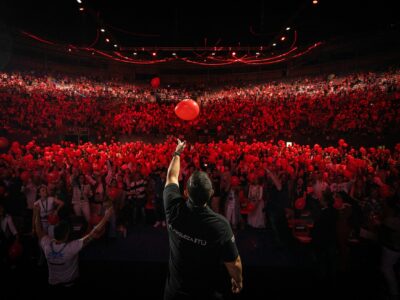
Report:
231,278,243,294
175,139,186,154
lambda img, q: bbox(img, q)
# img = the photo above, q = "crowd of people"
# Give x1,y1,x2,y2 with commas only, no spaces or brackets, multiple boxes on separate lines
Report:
0,70,399,142
0,68,400,297
0,138,399,280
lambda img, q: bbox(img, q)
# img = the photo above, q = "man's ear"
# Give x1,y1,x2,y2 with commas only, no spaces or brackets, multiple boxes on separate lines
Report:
210,189,214,199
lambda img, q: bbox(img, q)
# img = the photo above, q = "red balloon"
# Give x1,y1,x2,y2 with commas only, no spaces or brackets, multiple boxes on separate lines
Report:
247,173,256,182
150,77,160,88
295,197,306,210
343,169,353,179
230,176,240,187
90,214,103,226
380,184,392,199
108,187,120,201
0,137,9,149
24,154,34,162
20,171,31,182
48,214,60,225
145,197,155,210
11,141,20,149
8,241,23,260
175,99,200,121
246,202,256,213
287,166,295,175
333,198,344,210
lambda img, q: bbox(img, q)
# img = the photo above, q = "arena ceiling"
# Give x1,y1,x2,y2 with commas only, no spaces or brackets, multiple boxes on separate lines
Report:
1,0,398,68
3,0,397,47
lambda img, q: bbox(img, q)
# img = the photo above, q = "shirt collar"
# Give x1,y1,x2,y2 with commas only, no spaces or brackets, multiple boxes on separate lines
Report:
186,198,207,210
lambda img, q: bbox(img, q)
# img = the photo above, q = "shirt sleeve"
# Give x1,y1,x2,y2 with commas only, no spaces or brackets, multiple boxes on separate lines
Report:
69,239,84,255
163,183,184,221
221,223,239,262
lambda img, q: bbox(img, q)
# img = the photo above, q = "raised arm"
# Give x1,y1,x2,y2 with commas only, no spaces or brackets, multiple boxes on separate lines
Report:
165,139,186,187
81,205,114,247
266,168,282,191
54,197,65,215
105,160,113,186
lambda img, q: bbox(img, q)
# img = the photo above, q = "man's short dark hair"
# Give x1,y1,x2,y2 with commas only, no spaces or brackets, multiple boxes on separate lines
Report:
187,171,213,206
54,221,70,241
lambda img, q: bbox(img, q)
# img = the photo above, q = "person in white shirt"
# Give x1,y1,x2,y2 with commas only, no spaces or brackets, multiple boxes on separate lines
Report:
312,172,329,201
330,174,353,194
225,183,241,230
33,185,64,238
248,179,265,228
32,202,113,287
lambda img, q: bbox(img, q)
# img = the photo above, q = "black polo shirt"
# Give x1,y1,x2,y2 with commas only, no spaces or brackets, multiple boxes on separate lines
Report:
163,183,239,299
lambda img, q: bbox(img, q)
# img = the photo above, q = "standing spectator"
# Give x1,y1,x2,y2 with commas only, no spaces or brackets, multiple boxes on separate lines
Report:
21,176,39,231
265,168,292,247
210,169,222,214
129,172,147,225
225,180,241,231
247,178,265,228
33,185,64,238
32,201,113,289
71,174,92,223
